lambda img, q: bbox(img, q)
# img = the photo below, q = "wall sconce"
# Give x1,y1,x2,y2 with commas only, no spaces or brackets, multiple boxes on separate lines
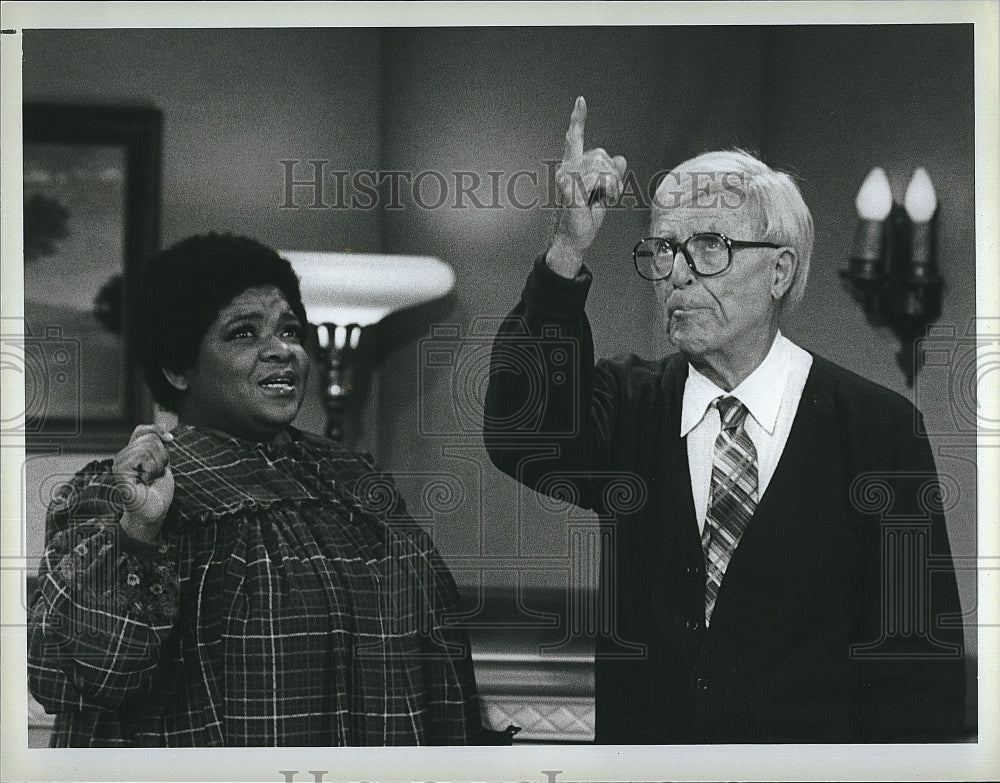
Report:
841,166,943,387
281,251,456,441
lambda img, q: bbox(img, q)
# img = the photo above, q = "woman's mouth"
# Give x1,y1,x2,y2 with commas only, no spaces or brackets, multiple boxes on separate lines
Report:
259,370,297,395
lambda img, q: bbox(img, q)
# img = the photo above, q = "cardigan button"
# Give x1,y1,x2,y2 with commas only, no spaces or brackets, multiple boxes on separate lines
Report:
696,676,710,692
685,619,701,631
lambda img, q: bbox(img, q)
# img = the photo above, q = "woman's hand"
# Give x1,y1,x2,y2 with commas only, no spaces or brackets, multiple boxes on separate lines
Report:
112,424,175,544
546,96,628,279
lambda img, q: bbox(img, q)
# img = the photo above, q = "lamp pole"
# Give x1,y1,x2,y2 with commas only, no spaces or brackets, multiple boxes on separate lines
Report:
316,323,363,442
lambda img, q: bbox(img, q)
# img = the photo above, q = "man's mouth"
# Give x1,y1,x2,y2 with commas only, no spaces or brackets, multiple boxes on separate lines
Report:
668,305,703,317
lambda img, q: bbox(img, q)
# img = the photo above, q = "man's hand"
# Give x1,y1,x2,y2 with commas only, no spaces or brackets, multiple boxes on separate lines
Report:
546,96,628,278
112,424,175,545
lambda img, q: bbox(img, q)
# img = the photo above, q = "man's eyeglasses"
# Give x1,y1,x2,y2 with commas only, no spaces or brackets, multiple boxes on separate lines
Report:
632,233,782,281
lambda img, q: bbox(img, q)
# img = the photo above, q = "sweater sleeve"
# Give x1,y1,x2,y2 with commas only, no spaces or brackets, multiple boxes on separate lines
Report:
27,460,180,713
850,405,968,741
483,256,625,510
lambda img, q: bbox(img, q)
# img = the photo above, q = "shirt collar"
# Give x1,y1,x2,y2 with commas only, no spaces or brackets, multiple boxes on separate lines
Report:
680,331,792,437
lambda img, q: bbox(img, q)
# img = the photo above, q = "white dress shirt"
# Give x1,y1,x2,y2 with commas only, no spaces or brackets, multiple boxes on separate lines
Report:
681,331,813,533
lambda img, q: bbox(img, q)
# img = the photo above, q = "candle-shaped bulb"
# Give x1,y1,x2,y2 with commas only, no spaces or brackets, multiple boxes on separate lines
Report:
903,167,937,223
850,167,891,273
904,167,938,276
855,167,893,220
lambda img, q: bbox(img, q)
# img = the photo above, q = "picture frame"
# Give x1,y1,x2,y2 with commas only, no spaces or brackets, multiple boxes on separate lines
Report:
20,103,161,453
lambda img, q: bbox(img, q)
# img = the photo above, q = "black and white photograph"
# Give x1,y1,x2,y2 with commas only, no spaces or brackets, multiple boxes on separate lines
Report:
1,2,997,782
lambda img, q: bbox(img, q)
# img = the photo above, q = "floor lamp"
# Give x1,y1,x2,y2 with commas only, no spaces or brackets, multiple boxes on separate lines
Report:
281,251,456,441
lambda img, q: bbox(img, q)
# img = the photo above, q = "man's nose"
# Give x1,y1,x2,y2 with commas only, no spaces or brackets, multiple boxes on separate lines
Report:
670,250,695,288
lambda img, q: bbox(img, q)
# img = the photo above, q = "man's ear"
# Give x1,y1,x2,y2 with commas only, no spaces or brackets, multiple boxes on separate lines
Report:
771,248,798,300
162,368,189,392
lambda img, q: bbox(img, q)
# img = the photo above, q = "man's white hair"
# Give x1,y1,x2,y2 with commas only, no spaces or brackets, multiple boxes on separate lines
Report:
652,149,814,309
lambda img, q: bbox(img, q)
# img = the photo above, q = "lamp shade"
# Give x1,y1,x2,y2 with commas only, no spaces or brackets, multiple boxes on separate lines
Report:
280,251,456,326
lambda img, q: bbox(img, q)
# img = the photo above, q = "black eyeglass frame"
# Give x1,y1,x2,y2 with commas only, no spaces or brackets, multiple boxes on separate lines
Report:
632,233,783,281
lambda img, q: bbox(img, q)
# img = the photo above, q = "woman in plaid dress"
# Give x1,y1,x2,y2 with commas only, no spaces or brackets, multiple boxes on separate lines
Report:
27,234,484,746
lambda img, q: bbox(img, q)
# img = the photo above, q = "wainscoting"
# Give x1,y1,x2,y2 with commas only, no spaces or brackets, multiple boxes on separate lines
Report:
468,586,595,743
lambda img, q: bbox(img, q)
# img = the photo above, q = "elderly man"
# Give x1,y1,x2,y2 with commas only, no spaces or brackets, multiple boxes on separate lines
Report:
483,97,966,743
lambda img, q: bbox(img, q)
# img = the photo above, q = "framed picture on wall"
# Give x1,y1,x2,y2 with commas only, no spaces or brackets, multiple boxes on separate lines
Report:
18,103,161,452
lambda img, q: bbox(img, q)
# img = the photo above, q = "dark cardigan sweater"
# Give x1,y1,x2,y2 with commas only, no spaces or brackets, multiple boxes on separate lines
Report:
484,258,966,743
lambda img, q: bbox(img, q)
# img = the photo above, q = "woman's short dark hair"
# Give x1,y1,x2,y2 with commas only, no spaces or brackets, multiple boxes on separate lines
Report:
130,233,309,411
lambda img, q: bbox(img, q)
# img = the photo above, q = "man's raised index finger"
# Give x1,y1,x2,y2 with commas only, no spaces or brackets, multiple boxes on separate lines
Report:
563,95,587,162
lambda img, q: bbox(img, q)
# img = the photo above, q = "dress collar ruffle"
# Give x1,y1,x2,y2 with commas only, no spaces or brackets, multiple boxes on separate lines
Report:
165,425,327,521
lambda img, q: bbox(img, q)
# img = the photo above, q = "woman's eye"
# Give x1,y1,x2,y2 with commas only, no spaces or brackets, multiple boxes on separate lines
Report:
281,323,302,340
229,325,255,340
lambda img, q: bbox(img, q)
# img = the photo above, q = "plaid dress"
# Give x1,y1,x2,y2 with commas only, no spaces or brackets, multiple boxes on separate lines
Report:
27,425,482,746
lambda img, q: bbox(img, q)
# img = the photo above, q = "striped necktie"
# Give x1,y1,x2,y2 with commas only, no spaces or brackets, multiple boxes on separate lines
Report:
702,396,759,626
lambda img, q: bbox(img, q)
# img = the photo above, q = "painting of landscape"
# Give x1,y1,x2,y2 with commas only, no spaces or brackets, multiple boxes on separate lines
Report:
22,141,127,434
